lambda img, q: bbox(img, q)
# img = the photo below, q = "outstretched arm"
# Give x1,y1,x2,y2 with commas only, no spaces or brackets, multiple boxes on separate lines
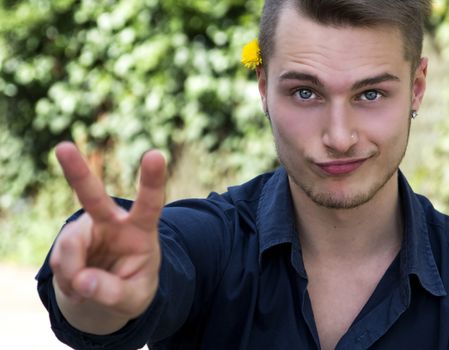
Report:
50,141,166,335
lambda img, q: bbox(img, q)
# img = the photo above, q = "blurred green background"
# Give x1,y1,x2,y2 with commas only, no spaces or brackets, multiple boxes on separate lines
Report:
0,0,448,266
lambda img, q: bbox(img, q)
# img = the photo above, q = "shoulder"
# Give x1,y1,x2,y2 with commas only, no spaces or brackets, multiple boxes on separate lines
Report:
160,170,276,233
155,171,279,295
416,193,449,231
415,194,449,258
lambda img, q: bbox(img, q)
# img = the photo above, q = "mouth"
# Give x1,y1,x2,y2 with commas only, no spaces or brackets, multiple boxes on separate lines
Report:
315,158,368,176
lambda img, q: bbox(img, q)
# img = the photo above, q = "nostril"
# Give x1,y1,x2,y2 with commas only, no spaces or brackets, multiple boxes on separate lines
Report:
322,129,358,154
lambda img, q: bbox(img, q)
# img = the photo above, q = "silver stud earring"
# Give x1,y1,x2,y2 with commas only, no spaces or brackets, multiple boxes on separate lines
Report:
411,110,418,119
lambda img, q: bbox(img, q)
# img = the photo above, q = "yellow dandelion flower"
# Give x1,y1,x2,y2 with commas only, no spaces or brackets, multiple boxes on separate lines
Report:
241,39,262,70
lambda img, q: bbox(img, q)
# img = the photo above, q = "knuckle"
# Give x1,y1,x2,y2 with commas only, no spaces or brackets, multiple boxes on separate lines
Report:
49,254,60,271
49,245,60,264
59,230,81,251
59,236,76,252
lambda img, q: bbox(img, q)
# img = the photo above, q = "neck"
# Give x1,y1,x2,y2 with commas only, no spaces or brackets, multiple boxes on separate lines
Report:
291,173,403,263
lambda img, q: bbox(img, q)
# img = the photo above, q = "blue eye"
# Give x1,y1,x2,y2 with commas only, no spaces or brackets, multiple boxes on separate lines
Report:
361,90,381,101
296,89,314,100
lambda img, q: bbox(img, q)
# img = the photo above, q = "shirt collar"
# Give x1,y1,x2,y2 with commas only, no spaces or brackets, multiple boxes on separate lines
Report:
256,167,305,275
398,171,447,297
256,167,447,297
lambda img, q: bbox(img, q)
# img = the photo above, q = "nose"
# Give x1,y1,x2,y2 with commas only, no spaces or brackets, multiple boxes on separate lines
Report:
322,104,358,155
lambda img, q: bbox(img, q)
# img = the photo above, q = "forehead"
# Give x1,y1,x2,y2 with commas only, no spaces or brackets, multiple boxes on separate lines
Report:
270,7,410,85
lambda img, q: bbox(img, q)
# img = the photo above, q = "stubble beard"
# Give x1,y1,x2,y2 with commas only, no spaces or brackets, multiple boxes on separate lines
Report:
290,161,401,209
271,114,411,210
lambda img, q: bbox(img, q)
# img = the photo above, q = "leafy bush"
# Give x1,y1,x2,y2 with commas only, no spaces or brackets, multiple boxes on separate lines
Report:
415,0,449,212
1,0,449,264
0,0,278,263
0,0,275,210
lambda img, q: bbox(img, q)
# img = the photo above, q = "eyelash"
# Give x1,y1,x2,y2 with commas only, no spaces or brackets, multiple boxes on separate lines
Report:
293,88,319,101
292,88,385,102
358,90,384,101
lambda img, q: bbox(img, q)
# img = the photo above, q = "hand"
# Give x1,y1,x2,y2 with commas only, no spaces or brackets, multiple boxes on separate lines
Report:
50,141,166,328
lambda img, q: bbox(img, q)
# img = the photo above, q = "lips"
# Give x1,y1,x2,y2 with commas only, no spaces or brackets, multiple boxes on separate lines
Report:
316,158,367,176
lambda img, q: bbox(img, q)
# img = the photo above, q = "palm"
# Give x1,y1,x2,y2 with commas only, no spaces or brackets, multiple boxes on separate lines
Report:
50,142,165,319
86,215,157,278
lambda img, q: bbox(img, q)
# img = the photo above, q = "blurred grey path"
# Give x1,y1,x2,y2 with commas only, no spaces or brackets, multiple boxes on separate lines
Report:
0,264,71,349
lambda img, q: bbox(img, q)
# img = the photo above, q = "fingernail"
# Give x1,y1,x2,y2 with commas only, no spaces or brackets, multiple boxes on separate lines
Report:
80,276,97,298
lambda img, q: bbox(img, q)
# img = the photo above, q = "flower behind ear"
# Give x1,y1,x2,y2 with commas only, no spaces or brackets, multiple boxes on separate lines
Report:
241,39,262,70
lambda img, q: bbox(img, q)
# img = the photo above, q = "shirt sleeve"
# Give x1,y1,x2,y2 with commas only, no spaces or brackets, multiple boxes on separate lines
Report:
35,195,235,349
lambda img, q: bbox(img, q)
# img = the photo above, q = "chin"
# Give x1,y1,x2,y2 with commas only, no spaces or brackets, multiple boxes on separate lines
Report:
299,170,397,210
306,190,374,209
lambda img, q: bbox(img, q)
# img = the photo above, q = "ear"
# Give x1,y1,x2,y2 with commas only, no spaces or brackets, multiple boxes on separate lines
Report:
411,57,428,111
256,66,268,114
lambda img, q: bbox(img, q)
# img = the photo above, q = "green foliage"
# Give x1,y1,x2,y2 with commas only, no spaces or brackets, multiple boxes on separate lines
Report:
429,0,449,62
417,0,449,211
415,119,449,213
1,0,449,264
0,0,273,210
0,0,275,264
0,151,77,265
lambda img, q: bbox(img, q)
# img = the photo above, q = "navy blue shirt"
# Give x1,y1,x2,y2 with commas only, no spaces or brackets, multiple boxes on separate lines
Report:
37,168,449,349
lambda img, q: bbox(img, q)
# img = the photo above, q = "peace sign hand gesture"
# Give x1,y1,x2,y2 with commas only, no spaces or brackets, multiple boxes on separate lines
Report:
50,142,166,334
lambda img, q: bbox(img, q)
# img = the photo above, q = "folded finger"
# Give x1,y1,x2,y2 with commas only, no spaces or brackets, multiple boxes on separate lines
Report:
50,218,90,297
73,267,156,319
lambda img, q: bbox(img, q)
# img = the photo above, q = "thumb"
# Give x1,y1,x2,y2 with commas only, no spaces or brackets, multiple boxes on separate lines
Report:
73,268,153,317
74,269,126,307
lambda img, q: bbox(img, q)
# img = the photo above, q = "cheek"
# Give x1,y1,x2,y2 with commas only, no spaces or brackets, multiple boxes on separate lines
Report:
359,105,410,145
271,113,319,153
270,103,322,141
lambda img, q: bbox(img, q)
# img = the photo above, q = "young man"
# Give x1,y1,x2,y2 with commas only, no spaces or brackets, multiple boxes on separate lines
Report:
37,1,449,349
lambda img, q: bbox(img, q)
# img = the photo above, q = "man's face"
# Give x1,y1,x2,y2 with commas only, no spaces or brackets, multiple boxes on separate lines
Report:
257,8,427,209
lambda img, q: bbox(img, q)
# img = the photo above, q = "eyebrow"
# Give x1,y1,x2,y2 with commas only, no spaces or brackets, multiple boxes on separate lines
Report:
352,73,401,90
279,72,324,88
278,71,401,90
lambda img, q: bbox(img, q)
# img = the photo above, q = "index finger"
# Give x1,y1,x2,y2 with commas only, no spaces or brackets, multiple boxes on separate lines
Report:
55,142,117,222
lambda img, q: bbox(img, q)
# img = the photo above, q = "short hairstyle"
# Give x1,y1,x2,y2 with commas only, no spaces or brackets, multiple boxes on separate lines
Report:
259,0,432,72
